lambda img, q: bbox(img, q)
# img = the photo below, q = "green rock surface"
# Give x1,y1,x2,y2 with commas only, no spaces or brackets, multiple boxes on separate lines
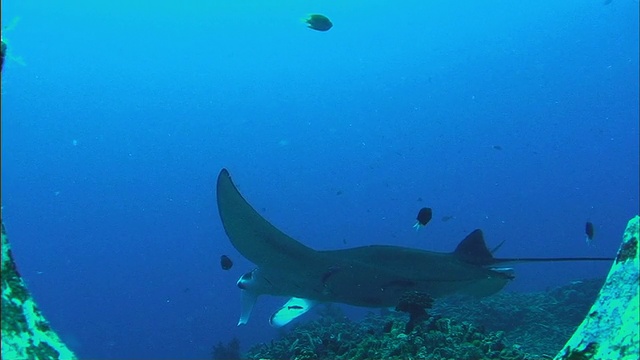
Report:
1,222,77,360
555,215,639,360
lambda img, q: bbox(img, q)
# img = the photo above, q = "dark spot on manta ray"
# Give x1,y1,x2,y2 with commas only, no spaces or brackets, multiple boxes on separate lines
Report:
220,255,233,270
321,266,342,285
287,305,304,310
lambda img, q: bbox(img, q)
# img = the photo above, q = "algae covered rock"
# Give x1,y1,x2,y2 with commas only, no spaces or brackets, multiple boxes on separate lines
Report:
1,222,77,360
555,215,639,360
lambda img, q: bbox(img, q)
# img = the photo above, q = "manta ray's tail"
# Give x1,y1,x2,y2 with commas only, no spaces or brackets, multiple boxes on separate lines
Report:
453,229,614,266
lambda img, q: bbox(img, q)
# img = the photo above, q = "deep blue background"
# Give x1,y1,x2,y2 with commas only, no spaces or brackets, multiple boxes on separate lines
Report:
2,0,638,358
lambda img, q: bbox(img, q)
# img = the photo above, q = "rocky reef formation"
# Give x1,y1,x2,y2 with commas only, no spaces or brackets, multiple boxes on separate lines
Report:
555,215,639,360
245,305,526,360
1,222,77,359
435,278,604,356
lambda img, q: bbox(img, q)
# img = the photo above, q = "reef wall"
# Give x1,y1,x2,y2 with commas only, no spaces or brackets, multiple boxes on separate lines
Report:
1,222,77,360
555,215,639,359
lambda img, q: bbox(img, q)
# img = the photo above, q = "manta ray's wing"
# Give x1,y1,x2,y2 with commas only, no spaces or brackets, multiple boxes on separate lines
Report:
218,169,330,326
217,168,319,269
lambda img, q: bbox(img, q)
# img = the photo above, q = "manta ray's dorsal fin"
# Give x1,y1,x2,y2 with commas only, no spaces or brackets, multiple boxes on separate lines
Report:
454,229,616,265
453,229,496,266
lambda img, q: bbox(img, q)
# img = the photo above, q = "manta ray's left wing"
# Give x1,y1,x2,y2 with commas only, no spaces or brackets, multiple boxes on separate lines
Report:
217,168,319,269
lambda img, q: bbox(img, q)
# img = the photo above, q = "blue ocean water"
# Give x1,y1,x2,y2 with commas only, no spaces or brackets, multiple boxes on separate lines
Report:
1,0,638,358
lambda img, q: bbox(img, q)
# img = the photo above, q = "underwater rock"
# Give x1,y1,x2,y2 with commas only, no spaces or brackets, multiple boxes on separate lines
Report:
1,222,77,359
555,215,639,359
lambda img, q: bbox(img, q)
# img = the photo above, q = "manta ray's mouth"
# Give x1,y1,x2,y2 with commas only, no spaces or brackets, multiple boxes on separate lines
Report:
237,270,254,290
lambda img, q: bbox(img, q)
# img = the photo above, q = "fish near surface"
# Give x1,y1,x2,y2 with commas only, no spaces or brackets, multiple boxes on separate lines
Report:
305,14,333,31
215,169,614,326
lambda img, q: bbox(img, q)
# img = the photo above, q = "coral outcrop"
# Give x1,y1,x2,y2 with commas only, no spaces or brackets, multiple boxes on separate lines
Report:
555,215,639,360
1,222,76,360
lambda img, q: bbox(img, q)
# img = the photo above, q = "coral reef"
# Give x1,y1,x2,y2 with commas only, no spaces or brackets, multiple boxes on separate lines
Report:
555,215,639,360
1,222,77,359
212,337,242,360
433,278,604,356
241,277,608,359
245,305,527,360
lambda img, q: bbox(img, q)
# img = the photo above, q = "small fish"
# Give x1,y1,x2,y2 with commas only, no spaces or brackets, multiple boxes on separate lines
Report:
413,207,433,231
492,145,503,150
585,222,595,244
1,40,6,71
305,14,333,32
441,215,454,222
220,255,233,270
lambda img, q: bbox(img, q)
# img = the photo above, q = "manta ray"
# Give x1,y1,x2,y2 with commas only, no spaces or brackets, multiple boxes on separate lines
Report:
216,168,614,327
